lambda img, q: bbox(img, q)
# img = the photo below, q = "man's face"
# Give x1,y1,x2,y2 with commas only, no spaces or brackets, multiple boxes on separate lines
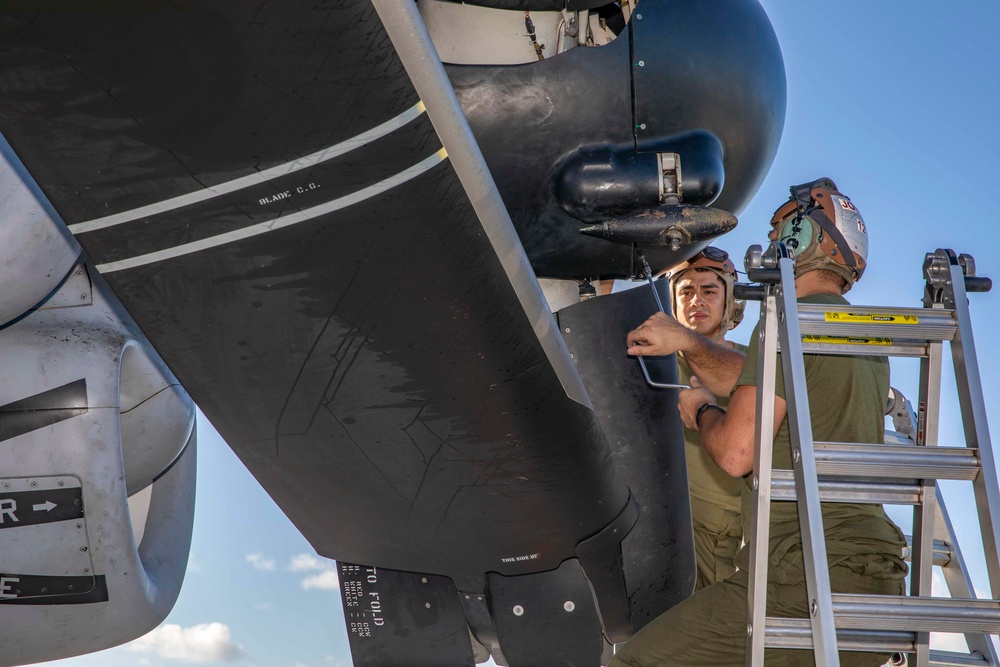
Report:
674,269,726,336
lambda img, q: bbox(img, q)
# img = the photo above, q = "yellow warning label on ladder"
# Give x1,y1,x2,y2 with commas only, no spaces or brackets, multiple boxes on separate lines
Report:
802,335,893,346
823,312,919,324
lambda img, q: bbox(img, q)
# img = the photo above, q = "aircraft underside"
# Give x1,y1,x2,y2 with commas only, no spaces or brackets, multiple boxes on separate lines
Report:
0,1,784,664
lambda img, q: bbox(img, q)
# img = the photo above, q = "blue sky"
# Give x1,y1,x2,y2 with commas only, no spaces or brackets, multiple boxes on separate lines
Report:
46,1,1000,665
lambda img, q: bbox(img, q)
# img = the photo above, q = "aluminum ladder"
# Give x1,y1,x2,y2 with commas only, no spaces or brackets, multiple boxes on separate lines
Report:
743,243,1000,667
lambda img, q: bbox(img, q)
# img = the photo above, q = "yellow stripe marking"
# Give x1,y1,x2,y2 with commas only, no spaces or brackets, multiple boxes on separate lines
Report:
803,335,893,346
823,312,919,324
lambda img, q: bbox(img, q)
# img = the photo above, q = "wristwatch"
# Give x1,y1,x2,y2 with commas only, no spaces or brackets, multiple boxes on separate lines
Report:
695,402,726,430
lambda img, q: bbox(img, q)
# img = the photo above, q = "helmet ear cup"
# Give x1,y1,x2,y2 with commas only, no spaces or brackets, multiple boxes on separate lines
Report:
778,215,815,254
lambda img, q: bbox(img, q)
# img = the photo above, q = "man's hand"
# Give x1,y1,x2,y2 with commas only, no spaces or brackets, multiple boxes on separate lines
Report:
626,312,697,357
678,376,716,430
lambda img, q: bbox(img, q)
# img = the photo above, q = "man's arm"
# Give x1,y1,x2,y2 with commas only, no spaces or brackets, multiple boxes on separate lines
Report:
677,379,786,477
626,312,746,396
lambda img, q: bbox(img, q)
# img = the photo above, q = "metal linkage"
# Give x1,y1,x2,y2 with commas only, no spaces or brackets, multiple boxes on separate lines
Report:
634,255,690,390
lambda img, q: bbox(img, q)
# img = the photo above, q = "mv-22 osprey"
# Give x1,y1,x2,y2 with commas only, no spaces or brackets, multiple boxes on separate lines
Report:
0,1,783,664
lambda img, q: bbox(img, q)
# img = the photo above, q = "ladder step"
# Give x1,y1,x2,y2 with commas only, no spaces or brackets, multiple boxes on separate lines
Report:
834,595,1000,634
815,442,980,480
764,621,991,665
773,472,924,504
798,340,934,357
797,304,957,341
772,441,980,503
772,440,982,502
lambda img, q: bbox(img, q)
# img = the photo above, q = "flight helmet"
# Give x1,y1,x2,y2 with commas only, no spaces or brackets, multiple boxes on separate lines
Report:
769,177,868,291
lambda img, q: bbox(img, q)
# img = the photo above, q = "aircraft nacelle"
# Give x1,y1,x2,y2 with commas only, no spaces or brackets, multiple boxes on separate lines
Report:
0,157,197,666
0,135,80,326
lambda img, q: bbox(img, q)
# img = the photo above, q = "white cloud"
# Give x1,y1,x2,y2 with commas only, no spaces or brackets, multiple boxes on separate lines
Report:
246,552,276,572
326,656,350,667
186,554,205,574
301,570,341,591
128,622,248,663
289,553,340,591
288,553,325,572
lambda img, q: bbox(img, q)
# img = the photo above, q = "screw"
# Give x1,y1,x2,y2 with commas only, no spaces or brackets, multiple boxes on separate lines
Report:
80,546,88,552
425,602,431,609
639,123,647,130
636,13,642,19
421,577,427,584
638,60,645,67
513,605,524,616
752,475,759,490
564,601,575,612
564,327,571,333
747,623,753,637
810,599,818,616
793,448,801,463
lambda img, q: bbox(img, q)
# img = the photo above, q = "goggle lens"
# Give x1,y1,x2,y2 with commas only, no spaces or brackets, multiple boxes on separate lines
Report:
700,246,729,262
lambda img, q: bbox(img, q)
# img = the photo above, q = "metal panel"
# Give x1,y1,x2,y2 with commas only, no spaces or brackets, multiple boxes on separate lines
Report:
338,563,475,667
631,0,785,212
558,280,696,630
489,559,605,667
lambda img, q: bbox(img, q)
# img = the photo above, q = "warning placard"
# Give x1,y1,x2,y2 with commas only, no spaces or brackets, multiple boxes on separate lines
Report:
824,312,918,324
803,335,893,346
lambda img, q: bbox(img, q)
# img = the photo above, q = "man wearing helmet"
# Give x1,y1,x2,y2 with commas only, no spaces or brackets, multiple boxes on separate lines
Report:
666,247,748,590
613,179,906,667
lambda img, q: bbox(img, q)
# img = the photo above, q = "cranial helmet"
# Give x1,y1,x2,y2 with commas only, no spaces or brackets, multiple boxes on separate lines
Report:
769,178,868,291
667,246,745,338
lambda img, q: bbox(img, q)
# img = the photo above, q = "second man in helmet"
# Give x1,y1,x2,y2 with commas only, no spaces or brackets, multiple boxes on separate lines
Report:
664,246,747,589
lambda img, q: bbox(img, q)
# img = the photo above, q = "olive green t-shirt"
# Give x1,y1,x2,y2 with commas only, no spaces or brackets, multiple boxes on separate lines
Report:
677,341,748,515
733,293,906,574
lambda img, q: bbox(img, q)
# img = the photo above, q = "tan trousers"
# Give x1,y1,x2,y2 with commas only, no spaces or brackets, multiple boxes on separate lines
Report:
690,498,742,590
609,547,905,667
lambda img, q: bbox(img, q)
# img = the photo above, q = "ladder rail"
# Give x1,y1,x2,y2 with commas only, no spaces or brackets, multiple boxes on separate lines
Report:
935,488,1000,664
945,259,1000,601
773,256,840,665
746,276,781,664
914,306,946,667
